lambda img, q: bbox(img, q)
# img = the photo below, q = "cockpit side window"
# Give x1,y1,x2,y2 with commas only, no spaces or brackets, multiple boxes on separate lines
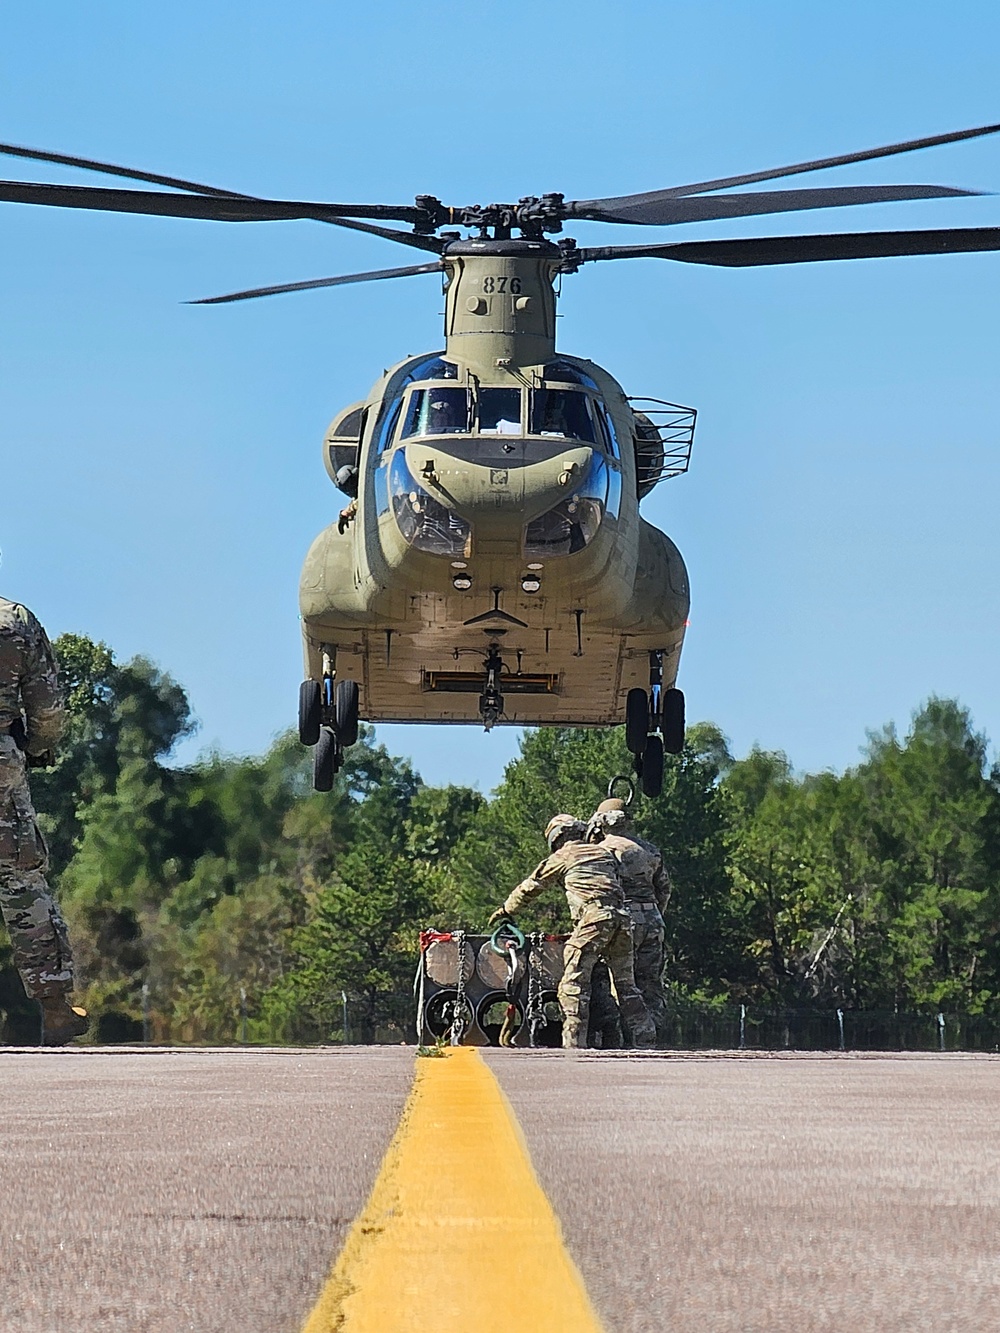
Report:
373,354,458,457
402,387,471,438
374,396,405,456
529,389,597,443
478,387,522,435
594,401,621,461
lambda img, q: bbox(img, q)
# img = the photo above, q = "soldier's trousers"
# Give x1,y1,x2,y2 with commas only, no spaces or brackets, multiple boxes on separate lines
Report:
558,909,655,1049
0,737,73,1000
630,902,667,1038
590,902,667,1045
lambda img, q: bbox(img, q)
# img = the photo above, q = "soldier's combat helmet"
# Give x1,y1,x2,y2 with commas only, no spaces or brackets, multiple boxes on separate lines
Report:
544,814,586,850
588,797,631,840
595,798,628,816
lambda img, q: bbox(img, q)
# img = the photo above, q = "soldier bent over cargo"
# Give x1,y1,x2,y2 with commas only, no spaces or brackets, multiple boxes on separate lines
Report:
490,814,655,1049
0,596,86,1044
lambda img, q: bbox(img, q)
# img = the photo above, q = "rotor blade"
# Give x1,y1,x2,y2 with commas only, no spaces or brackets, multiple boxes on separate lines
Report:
0,141,442,252
0,178,422,224
573,121,1000,212
568,183,983,226
0,139,252,197
299,214,443,252
188,261,445,304
577,226,1000,268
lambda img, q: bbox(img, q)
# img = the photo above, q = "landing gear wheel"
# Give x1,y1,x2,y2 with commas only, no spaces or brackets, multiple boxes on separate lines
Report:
313,726,341,792
641,734,664,798
625,688,650,755
335,679,360,747
298,680,321,747
662,687,685,755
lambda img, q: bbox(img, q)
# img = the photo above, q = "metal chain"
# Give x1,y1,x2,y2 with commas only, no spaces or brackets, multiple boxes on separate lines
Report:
450,929,469,1045
527,931,545,1047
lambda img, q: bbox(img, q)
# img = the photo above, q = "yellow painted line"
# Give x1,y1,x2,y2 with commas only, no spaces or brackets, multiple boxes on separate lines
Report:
301,1046,604,1333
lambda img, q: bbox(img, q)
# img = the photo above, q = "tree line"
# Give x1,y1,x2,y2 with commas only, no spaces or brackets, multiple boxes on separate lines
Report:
2,631,998,1043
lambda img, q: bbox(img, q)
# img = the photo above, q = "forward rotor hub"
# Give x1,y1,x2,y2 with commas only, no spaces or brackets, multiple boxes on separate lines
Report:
413,194,566,239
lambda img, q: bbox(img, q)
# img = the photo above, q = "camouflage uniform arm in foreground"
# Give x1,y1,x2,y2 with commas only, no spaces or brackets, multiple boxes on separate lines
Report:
0,599,83,1039
0,602,64,755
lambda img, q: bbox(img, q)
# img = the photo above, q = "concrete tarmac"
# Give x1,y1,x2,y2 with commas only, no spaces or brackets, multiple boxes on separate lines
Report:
2,1048,999,1332
487,1050,1000,1333
0,1047,412,1333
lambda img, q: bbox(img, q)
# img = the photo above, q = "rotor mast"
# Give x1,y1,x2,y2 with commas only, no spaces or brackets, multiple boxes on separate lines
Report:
441,239,564,378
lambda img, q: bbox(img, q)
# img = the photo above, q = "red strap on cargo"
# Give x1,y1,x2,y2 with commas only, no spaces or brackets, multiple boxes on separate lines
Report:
419,930,455,950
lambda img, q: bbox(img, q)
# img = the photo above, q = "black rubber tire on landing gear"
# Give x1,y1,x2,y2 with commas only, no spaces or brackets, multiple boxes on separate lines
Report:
335,679,360,748
625,688,650,755
641,734,664,798
298,680,322,747
662,687,685,755
313,726,339,792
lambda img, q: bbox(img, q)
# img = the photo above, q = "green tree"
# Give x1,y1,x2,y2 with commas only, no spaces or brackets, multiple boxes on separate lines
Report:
260,844,432,1042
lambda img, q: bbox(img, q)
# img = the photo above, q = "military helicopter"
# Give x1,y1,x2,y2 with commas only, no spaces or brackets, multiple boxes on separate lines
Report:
2,123,1000,797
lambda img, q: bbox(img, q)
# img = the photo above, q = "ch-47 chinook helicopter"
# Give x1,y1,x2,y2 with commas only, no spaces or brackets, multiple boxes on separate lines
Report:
2,123,1000,797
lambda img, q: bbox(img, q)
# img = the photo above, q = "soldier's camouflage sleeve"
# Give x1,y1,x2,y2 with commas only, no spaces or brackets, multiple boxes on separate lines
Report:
16,607,64,755
653,855,672,913
503,845,569,915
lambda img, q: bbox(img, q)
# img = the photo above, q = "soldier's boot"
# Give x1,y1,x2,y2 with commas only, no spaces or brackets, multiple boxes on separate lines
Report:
560,1014,588,1050
621,1000,657,1049
39,994,89,1046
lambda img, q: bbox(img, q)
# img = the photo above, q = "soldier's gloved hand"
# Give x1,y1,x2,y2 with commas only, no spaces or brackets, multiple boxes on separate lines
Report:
26,749,55,769
487,907,512,928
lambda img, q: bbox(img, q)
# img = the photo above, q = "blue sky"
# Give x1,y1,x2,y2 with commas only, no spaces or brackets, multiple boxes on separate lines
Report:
2,1,999,788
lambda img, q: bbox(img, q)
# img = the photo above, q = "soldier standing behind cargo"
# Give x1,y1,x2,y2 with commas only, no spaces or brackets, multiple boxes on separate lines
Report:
0,596,87,1044
489,814,656,1049
587,798,671,1041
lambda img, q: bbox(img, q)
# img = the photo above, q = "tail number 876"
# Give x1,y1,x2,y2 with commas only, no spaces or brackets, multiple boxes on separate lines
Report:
481,275,523,294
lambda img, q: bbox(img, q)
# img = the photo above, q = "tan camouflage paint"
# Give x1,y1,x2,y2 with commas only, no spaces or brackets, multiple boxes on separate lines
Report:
0,600,72,1000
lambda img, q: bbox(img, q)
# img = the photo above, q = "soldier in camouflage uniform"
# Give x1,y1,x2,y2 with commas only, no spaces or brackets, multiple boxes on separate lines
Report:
587,798,671,1042
0,596,87,1044
489,814,656,1050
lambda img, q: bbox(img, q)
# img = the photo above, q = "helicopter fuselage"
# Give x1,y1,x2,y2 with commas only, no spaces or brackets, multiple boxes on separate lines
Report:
300,241,690,726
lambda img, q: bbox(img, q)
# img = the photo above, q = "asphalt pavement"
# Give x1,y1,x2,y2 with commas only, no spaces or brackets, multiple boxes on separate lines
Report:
0,1047,412,1333
486,1050,1000,1333
2,1048,999,1332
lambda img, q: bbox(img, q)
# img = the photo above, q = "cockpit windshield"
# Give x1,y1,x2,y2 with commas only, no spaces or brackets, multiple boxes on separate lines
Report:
402,387,471,438
386,376,614,451
479,387,522,435
529,389,597,443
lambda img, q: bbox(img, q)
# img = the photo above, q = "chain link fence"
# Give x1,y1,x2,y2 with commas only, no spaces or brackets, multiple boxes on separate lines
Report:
35,984,999,1050
662,1005,1000,1053
279,998,1000,1051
